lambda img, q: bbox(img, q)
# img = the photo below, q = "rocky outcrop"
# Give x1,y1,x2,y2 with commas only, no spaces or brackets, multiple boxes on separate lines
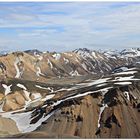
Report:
34,84,140,138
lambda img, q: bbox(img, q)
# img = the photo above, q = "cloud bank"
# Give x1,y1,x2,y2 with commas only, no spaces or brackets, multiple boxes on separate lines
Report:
0,2,140,52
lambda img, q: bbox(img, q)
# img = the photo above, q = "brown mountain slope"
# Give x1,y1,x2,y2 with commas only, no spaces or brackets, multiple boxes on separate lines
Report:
34,85,140,138
0,67,139,138
0,49,140,138
0,50,130,82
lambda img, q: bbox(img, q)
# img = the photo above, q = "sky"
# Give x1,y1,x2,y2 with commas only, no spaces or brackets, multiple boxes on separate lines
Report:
0,2,140,52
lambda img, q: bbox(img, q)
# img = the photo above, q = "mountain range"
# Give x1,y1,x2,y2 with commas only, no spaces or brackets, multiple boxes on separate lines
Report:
0,47,140,138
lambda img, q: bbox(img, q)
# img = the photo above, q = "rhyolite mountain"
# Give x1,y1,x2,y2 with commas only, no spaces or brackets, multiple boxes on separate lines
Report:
0,48,140,138
0,47,140,80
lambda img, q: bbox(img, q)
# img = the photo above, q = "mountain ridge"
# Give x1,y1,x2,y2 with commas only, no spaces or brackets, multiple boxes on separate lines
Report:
0,47,140,138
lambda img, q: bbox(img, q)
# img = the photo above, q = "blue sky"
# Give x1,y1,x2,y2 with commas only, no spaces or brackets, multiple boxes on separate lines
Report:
0,2,140,52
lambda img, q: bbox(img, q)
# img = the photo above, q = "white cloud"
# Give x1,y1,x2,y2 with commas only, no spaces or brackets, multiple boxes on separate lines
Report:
0,2,140,51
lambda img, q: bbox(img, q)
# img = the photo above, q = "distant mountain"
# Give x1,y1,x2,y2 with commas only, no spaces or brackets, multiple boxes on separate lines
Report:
120,48,140,57
24,49,43,56
0,50,9,56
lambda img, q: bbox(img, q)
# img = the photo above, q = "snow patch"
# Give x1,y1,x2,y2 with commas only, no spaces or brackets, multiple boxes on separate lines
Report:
114,82,132,85
35,85,48,90
64,58,69,64
32,93,41,100
96,83,107,87
35,85,54,92
52,53,61,60
47,87,54,93
92,52,97,58
2,84,12,96
17,84,27,90
47,59,53,69
98,104,108,128
81,63,88,71
0,101,5,112
113,71,138,75
87,78,111,86
14,57,21,78
124,91,130,101
0,109,56,133
41,94,55,101
36,67,45,77
23,90,31,101
70,70,80,76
